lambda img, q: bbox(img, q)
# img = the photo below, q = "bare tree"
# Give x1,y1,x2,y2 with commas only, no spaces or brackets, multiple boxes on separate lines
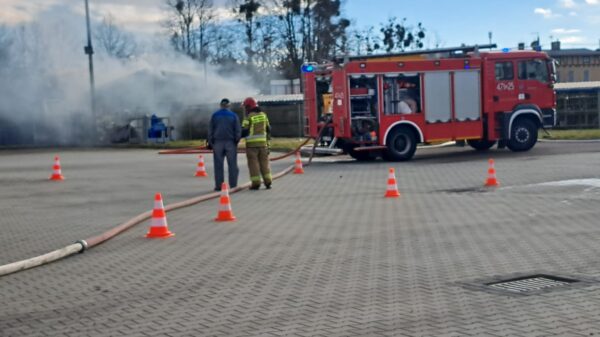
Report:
380,17,425,53
208,26,243,68
95,14,137,59
231,0,262,65
425,31,444,49
254,16,284,73
268,0,349,77
194,0,215,61
165,0,215,58
303,0,349,62
269,0,303,78
166,0,196,56
347,26,380,56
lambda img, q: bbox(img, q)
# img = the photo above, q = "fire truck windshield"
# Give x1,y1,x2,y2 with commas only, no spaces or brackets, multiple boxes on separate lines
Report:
517,59,549,83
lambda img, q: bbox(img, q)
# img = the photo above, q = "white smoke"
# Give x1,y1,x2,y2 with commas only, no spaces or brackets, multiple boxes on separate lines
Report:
0,4,255,145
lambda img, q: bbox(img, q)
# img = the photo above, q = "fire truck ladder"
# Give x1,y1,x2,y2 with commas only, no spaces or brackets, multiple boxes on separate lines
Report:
338,44,497,62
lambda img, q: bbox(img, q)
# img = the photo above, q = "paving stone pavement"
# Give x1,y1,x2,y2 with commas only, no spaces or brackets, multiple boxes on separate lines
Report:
2,143,600,337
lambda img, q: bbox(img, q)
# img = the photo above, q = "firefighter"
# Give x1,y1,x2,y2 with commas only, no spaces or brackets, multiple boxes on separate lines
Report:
241,97,272,190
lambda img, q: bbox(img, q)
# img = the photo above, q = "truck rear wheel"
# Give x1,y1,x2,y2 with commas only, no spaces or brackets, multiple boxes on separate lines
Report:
507,118,538,152
383,128,417,161
467,139,496,151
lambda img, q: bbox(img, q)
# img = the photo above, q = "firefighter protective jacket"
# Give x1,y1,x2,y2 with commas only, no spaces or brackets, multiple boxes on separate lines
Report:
242,111,270,148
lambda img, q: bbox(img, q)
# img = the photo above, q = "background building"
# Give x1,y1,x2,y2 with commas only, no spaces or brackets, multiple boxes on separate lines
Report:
546,41,600,83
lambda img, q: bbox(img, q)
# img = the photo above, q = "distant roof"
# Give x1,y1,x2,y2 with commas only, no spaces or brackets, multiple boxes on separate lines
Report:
230,94,304,104
545,48,600,57
555,81,600,91
256,94,303,103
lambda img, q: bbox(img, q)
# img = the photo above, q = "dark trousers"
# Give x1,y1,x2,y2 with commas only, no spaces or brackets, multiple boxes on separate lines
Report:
213,140,238,189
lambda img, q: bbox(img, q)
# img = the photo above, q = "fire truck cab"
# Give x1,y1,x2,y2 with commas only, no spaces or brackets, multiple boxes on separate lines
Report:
303,45,557,161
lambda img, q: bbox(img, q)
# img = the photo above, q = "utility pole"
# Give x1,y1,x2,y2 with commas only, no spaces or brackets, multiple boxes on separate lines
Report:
488,31,492,45
84,0,97,142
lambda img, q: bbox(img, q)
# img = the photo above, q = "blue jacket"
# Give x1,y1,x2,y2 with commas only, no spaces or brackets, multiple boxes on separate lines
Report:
208,109,241,144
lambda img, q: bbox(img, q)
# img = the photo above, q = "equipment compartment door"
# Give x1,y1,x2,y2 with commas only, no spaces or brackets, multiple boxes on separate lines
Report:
424,72,452,123
452,70,483,139
423,71,483,141
332,69,351,138
423,71,453,140
303,72,317,137
454,70,481,121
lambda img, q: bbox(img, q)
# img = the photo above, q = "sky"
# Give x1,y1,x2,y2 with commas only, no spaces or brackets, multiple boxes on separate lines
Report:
344,0,600,50
0,0,599,50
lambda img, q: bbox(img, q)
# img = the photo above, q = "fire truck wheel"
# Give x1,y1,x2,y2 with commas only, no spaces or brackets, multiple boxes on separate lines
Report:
467,139,497,151
383,128,417,161
507,118,538,152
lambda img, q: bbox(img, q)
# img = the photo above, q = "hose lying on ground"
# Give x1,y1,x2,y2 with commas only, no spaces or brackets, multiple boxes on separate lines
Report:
158,148,236,155
0,134,324,277
158,138,312,162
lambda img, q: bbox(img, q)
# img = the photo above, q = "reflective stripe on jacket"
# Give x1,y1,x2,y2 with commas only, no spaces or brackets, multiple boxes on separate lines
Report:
242,112,270,147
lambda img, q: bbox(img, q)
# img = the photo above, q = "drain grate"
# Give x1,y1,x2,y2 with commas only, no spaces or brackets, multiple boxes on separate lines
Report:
461,273,595,296
486,275,578,293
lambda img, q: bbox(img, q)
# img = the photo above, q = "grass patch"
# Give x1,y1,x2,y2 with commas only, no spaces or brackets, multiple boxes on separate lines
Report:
541,129,600,140
268,138,314,152
120,138,313,152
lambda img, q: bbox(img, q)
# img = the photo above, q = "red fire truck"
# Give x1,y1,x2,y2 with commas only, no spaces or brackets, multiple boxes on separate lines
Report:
302,44,557,161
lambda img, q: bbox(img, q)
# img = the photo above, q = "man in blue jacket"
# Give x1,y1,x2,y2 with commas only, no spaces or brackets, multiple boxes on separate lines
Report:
208,98,241,191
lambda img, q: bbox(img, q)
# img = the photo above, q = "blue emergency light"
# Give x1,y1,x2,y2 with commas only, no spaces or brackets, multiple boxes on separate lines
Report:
502,48,510,53
301,63,315,73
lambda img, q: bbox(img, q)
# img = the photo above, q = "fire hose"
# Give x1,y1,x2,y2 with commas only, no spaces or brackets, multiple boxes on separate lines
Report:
0,129,329,277
157,138,312,162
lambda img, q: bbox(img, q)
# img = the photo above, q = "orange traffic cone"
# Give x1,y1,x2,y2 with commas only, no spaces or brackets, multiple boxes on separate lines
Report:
293,152,304,174
146,193,175,238
49,155,65,181
215,182,236,222
485,158,500,187
385,168,401,198
195,155,208,177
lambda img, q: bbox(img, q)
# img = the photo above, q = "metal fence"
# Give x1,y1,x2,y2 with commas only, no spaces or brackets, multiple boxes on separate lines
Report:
556,89,600,129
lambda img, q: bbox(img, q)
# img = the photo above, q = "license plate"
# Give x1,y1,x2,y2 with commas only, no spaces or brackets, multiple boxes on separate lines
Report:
322,136,332,141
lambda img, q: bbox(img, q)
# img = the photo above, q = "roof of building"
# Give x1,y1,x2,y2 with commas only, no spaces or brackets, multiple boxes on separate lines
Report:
229,94,304,104
555,81,600,91
256,94,304,103
545,48,600,57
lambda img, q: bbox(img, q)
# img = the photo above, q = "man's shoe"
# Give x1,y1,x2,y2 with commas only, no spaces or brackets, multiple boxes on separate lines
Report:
214,187,221,192
249,185,260,190
265,184,272,190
